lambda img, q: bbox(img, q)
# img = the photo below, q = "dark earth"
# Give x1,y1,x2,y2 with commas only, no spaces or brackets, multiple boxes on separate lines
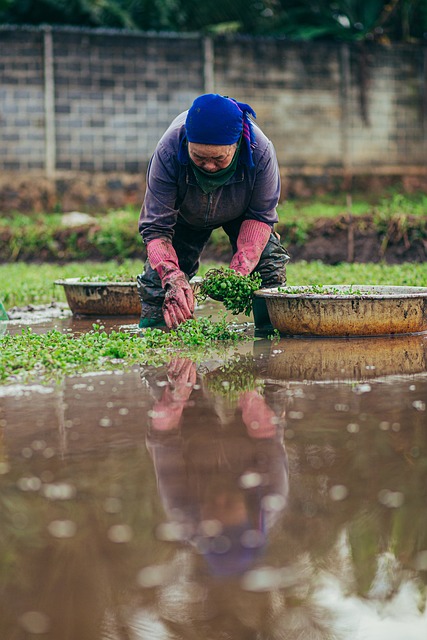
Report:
1,213,426,265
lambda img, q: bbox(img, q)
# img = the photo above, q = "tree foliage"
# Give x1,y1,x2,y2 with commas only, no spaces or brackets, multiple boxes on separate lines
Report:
0,0,426,42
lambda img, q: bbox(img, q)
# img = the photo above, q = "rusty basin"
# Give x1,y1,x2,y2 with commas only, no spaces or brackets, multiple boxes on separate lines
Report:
55,279,140,316
254,285,427,337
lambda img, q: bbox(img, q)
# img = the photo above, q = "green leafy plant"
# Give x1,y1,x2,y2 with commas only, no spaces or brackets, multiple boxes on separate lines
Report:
2,1,426,42
276,284,365,295
204,354,261,401
197,267,262,316
95,209,141,259
77,273,137,283
0,316,248,384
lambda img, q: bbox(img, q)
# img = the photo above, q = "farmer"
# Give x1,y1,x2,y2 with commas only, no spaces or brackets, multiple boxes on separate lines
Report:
137,93,290,329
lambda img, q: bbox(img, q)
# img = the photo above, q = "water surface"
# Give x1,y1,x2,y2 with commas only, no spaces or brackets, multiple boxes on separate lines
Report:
1,316,427,639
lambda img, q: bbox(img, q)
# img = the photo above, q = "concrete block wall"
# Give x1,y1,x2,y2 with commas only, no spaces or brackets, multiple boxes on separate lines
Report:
0,29,45,170
214,39,344,167
52,30,204,172
0,25,426,177
346,45,426,167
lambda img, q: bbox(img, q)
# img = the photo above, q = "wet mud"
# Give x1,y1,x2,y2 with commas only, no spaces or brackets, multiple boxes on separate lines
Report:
1,310,427,639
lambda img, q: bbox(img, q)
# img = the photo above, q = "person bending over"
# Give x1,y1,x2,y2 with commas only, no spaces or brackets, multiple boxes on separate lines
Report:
138,93,290,329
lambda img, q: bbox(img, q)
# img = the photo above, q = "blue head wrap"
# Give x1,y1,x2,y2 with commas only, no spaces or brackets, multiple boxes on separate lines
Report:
184,93,257,167
202,521,266,578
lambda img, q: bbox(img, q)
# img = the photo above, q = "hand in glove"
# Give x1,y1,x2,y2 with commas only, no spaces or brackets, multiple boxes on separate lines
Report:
151,358,197,432
239,390,277,439
229,219,272,276
147,238,195,329
162,271,194,329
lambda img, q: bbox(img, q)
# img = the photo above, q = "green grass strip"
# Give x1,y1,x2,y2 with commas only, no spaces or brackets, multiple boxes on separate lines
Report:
286,261,427,287
1,260,426,310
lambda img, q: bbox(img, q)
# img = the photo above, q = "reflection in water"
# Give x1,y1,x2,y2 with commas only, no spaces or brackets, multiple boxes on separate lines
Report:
0,334,427,639
263,333,427,382
143,357,289,578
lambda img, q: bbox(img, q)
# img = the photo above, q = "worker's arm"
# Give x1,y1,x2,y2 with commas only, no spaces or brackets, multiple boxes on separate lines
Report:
230,138,281,275
147,238,194,329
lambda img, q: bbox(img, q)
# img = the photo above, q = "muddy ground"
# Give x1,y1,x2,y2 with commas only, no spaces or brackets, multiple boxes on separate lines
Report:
205,214,427,265
1,214,426,265
281,214,427,264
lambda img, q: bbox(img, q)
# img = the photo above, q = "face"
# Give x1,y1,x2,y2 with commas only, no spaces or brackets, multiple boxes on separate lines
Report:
188,142,238,173
201,489,248,526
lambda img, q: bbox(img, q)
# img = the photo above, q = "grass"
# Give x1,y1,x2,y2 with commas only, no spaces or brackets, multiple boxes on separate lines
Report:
0,260,144,308
0,260,426,310
286,261,427,288
276,191,427,223
277,195,368,221
1,190,426,260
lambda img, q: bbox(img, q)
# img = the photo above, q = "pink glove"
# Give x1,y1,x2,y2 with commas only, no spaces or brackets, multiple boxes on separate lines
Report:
239,390,277,439
147,238,195,329
229,219,272,276
151,359,196,431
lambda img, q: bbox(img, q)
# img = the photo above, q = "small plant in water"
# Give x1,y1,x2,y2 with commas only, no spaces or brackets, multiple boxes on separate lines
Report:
0,317,247,384
197,267,262,316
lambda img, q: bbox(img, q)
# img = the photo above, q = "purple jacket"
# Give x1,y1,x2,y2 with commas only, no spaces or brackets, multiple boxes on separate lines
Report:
139,111,281,243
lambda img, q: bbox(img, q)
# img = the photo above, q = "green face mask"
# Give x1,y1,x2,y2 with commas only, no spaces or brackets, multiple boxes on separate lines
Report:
190,137,242,194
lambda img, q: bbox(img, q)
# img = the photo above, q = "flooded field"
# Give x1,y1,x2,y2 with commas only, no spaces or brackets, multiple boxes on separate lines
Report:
1,306,427,639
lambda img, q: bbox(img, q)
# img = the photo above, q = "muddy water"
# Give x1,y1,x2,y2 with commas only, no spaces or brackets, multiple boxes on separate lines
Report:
1,316,427,639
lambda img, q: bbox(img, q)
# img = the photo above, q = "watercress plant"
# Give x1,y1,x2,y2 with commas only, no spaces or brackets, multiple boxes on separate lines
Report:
77,273,137,283
277,284,365,295
197,267,262,316
0,317,247,384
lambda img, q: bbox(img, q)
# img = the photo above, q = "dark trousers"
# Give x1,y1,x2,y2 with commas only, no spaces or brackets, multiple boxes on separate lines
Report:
137,217,290,320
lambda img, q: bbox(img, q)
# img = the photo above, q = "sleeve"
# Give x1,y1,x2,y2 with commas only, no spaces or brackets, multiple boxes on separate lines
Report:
138,142,180,244
244,140,281,227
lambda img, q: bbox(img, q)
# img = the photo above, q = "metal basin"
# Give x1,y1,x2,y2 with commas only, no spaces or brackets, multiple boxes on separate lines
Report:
55,279,140,316
55,277,203,317
254,285,427,337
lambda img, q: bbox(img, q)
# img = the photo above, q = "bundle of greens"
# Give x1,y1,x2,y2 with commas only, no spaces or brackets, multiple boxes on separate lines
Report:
197,267,262,316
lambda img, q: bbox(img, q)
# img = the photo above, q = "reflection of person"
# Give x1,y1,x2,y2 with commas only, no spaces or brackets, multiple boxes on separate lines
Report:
143,358,289,578
137,93,290,329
